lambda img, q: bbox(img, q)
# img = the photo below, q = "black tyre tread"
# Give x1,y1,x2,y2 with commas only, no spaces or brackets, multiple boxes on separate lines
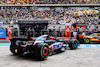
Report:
84,38,91,44
34,43,49,60
69,39,78,49
10,41,23,55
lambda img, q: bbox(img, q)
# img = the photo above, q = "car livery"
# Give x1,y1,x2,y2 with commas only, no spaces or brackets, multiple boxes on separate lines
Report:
77,32,100,44
49,42,63,51
10,35,79,60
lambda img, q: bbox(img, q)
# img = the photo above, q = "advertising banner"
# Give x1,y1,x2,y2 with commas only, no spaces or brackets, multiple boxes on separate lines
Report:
99,16,100,24
0,29,6,38
0,22,3,25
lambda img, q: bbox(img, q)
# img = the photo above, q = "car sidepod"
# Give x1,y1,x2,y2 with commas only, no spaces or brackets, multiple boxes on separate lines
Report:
49,42,63,51
49,42,65,55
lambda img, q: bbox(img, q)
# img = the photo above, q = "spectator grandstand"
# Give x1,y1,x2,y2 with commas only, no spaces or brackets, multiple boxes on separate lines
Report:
0,0,99,38
0,6,99,25
0,0,99,4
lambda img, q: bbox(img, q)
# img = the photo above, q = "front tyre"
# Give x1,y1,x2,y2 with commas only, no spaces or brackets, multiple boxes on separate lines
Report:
84,38,91,44
69,39,79,49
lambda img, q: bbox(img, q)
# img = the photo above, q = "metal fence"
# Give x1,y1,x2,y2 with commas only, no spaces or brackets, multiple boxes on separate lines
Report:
10,29,100,38
12,30,35,38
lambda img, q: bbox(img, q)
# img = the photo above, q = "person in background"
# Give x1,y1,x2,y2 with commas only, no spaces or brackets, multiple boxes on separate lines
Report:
28,26,31,30
88,26,92,35
73,30,77,38
95,26,99,32
94,26,99,36
32,26,34,30
79,26,83,34
41,27,47,35
58,26,61,37
76,25,80,32
8,26,12,37
65,26,70,37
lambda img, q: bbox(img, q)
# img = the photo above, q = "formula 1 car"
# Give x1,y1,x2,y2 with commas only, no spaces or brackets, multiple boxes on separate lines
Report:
10,35,79,60
76,32,100,44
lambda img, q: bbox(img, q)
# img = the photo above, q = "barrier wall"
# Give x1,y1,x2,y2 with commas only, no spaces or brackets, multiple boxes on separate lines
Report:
0,29,6,38
1,24,100,30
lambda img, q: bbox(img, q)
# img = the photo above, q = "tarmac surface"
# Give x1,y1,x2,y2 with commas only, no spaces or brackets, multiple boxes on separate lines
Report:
0,45,100,67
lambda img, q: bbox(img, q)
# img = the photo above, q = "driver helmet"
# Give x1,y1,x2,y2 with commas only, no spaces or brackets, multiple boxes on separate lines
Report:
49,36,53,39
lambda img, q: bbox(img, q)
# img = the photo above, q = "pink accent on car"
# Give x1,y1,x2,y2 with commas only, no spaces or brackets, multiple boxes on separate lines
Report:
49,42,63,51
21,45,26,47
60,42,63,47
43,47,48,56
49,45,53,51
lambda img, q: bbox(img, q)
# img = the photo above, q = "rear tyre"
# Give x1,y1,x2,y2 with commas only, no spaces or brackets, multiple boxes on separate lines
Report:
69,39,79,49
34,43,50,60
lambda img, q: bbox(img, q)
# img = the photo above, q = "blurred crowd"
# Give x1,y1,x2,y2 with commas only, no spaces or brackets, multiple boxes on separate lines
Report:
0,7,99,25
0,0,100,4
50,8,99,24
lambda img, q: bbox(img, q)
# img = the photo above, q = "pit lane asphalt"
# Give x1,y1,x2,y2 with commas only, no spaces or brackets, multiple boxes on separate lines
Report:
0,46,100,67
